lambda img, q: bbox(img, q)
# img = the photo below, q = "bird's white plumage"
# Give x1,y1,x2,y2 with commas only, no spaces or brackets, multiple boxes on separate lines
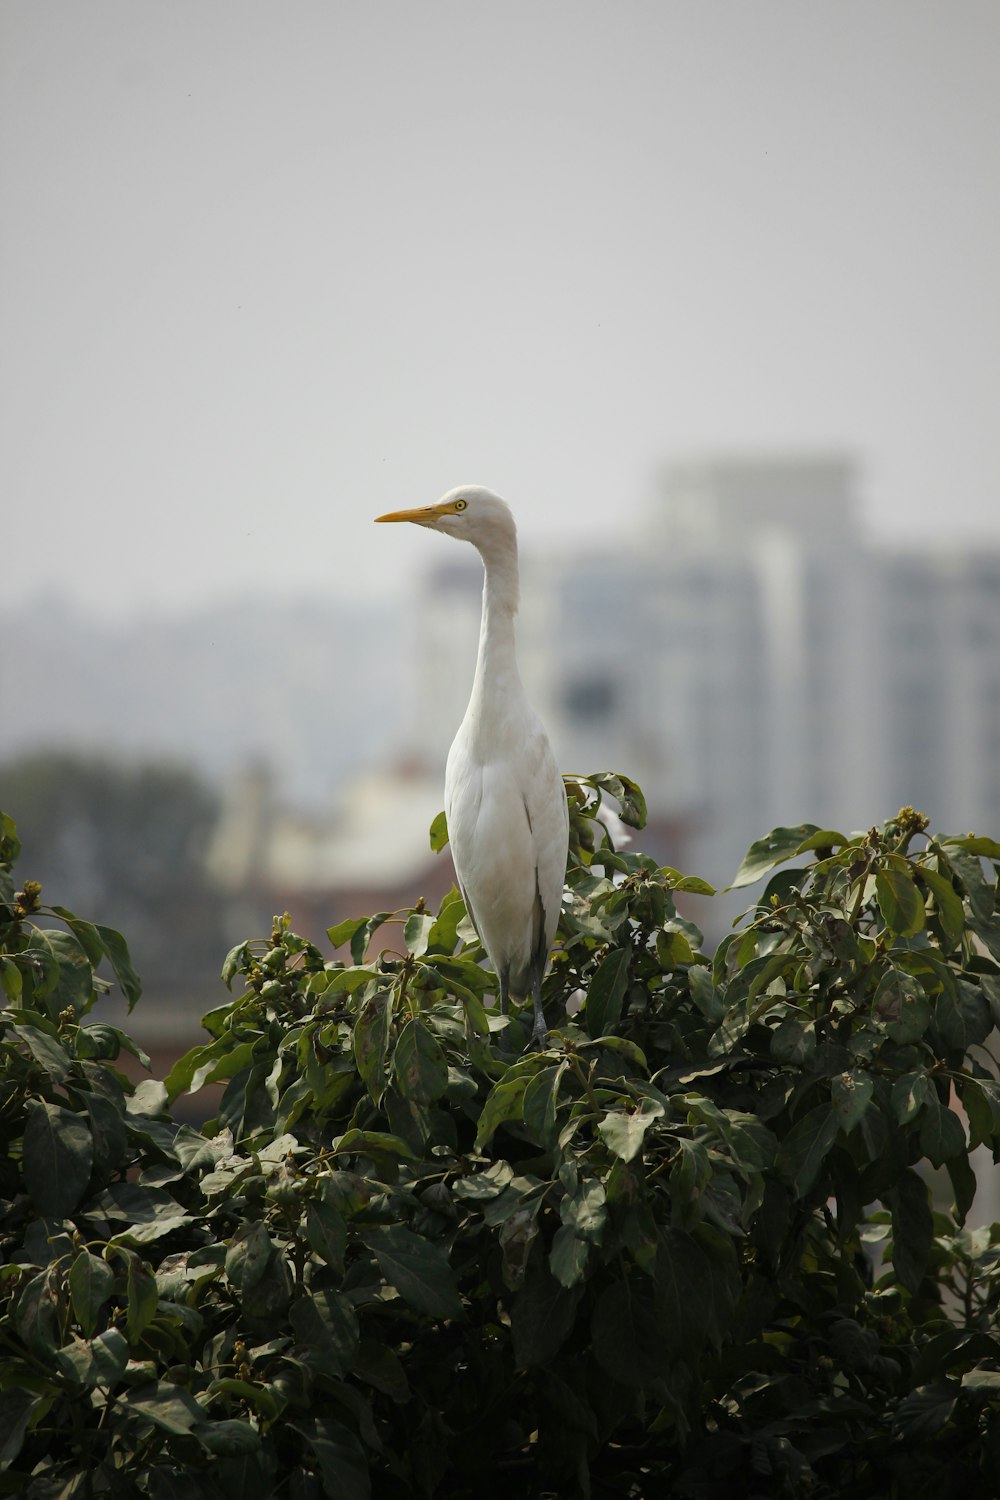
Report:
376,486,569,1039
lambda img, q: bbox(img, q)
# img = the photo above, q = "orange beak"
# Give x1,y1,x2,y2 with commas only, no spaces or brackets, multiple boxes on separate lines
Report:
374,503,450,525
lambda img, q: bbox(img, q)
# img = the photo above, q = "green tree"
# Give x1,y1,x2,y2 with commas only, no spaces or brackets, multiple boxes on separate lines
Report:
0,752,224,993
2,778,1000,1497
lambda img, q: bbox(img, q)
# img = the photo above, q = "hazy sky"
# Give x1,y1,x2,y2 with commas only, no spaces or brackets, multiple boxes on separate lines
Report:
2,1,998,619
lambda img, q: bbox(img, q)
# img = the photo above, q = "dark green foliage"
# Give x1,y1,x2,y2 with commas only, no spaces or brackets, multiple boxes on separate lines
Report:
3,789,1000,1496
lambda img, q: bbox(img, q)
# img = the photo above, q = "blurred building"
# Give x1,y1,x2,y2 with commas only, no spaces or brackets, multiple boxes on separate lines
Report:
403,453,1000,906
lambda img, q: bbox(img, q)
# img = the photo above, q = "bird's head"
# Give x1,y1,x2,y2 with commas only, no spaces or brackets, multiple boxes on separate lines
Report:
374,486,516,551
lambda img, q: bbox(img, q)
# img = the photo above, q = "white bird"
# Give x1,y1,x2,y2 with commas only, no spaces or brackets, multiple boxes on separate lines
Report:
375,486,569,1043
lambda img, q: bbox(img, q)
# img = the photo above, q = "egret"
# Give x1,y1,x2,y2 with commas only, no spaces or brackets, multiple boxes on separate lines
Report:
375,487,569,1044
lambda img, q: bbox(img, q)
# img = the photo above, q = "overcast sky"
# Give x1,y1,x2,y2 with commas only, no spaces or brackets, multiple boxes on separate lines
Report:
2,1,998,619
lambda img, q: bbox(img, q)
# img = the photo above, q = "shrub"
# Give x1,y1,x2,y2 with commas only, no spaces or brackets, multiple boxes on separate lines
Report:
2,780,1000,1497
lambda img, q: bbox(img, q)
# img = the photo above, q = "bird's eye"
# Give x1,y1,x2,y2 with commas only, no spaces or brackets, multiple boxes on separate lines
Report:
454,499,468,511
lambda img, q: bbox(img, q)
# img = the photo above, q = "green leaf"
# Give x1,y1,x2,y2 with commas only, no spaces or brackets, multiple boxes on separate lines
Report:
585,947,629,1038
127,1078,169,1117
322,965,380,998
163,1035,231,1099
511,1270,579,1367
12,1022,73,1082
592,1278,667,1386
403,912,434,957
333,1129,417,1169
306,1201,347,1274
670,1139,711,1221
915,865,966,947
944,846,995,922
561,1178,608,1244
670,873,716,896
425,888,466,954
77,1021,150,1068
347,913,391,966
796,828,848,854
13,1267,61,1357
875,868,925,937
776,1103,839,1197
125,1252,159,1343
598,1097,664,1162
22,1099,93,1216
893,1381,957,1439
947,1150,978,1226
874,969,931,1043
393,1017,448,1103
888,1168,933,1293
0,809,21,863
25,929,93,1011
935,983,992,1053
578,1034,649,1072
549,1225,589,1288
195,1419,262,1457
1,955,23,1000
771,1017,816,1065
476,1073,531,1149
655,928,695,968
300,1416,371,1500
831,1070,874,1133
115,1213,193,1247
68,1250,115,1337
732,825,824,888
891,1071,931,1126
221,941,251,988
942,834,1000,860
353,989,392,1105
289,1288,359,1374
47,908,104,967
84,1092,127,1172
584,772,648,830
958,1075,1000,1150
225,1221,273,1292
326,915,369,950
126,1381,204,1435
364,1225,463,1320
428,810,449,852
657,1225,738,1354
522,1063,566,1149
688,964,723,1022
95,924,142,1009
90,1182,181,1224
0,1388,37,1470
352,1340,411,1402
829,1317,879,1370
919,1094,967,1167
56,1329,129,1389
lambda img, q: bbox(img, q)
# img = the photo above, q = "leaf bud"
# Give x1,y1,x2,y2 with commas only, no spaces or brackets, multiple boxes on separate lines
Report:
14,879,42,916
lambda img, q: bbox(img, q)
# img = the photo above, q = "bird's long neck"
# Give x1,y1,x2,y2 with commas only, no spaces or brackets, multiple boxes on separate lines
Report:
467,539,523,737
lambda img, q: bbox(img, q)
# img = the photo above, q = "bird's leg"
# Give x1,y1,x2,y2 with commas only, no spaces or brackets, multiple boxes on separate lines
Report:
530,976,548,1047
498,970,514,1053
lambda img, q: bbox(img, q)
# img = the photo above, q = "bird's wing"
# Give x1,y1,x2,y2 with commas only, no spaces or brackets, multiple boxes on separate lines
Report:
518,719,570,960
446,713,568,980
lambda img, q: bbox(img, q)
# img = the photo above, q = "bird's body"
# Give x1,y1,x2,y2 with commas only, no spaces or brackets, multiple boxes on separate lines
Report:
376,487,569,1041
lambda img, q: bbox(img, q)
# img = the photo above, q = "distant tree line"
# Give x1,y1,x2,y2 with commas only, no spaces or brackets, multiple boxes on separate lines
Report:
0,752,226,996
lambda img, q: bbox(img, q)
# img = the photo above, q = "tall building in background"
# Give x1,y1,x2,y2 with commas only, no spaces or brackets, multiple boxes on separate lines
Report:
408,454,1000,913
